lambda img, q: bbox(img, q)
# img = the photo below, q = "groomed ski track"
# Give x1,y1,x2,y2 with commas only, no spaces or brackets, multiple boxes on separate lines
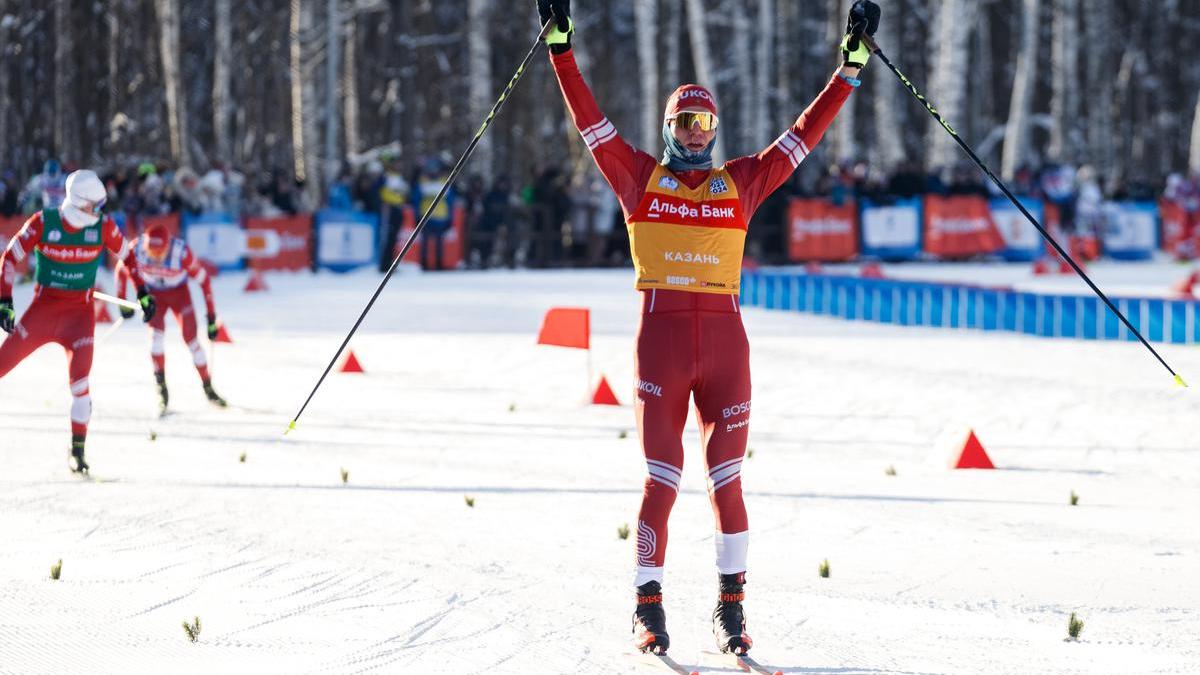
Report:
2,265,1199,674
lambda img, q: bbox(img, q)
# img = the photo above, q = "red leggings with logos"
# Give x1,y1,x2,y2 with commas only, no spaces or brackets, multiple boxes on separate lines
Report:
0,288,95,440
148,285,208,381
633,288,751,588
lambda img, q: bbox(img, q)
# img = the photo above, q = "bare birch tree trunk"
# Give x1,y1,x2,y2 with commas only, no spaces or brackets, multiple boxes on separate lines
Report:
828,0,855,162
927,0,976,172
1001,0,1040,179
290,0,320,198
634,0,660,149
467,0,493,175
54,0,80,163
730,3,755,153
343,15,360,157
870,3,904,171
752,0,773,150
0,14,10,167
774,0,795,122
156,0,188,166
684,0,723,162
213,0,233,164
1084,0,1114,181
1189,90,1200,174
664,0,682,97
1048,0,1079,161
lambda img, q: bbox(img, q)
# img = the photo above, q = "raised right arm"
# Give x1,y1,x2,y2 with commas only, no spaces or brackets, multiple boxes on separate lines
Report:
549,47,658,217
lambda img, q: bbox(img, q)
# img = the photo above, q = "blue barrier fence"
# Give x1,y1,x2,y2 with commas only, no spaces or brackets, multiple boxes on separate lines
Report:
740,270,1200,345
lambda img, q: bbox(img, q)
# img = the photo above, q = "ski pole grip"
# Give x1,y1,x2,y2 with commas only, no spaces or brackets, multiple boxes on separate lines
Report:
862,33,881,54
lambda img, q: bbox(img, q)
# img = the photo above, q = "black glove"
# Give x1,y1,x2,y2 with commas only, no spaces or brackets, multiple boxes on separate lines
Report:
207,313,219,341
137,287,157,323
119,305,135,320
0,297,14,334
537,0,572,52
845,0,881,50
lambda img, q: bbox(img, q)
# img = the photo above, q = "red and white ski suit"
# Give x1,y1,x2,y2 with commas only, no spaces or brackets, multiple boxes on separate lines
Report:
0,213,144,442
116,237,215,381
551,47,853,586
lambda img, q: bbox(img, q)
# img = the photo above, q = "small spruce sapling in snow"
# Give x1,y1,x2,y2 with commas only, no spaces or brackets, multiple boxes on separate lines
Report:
50,559,62,580
819,559,830,578
340,468,349,484
747,448,755,459
182,616,202,643
618,429,627,439
618,523,630,540
508,403,517,412
149,431,157,441
464,495,475,508
1067,612,1084,641
239,452,247,463
885,465,897,476
1070,490,1079,506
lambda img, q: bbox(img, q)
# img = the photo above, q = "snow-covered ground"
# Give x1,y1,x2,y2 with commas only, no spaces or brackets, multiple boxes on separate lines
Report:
2,265,1199,675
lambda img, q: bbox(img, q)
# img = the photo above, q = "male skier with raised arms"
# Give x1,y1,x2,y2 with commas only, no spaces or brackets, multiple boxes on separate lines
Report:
115,224,227,412
0,170,157,473
537,0,881,656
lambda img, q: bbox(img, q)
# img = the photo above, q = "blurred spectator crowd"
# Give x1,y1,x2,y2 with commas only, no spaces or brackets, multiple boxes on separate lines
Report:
3,154,1198,268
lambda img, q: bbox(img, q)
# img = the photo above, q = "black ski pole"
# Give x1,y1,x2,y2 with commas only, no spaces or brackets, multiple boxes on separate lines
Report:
287,20,557,434
863,34,1186,388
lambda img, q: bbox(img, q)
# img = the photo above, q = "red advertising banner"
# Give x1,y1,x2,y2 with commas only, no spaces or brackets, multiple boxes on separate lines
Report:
397,204,465,269
923,195,1004,258
786,198,858,262
244,214,313,271
1160,199,1193,258
0,214,31,275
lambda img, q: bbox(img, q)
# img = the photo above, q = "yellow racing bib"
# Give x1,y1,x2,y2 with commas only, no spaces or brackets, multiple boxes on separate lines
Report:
627,165,747,294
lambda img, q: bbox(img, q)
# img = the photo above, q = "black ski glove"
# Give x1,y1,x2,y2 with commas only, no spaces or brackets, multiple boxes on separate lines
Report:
0,297,14,334
119,305,135,320
207,313,219,341
137,287,157,323
537,0,572,52
844,0,881,58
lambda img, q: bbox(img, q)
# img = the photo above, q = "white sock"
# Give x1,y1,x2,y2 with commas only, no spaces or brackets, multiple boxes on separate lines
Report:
715,530,749,574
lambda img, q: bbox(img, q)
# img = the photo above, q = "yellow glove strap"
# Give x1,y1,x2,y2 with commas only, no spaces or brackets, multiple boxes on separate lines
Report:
841,34,870,67
546,17,574,45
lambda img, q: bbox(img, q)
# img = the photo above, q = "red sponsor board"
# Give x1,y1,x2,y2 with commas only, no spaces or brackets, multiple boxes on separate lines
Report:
244,214,313,271
0,215,31,275
786,198,858,262
923,195,1004,258
397,204,466,269
1160,200,1193,258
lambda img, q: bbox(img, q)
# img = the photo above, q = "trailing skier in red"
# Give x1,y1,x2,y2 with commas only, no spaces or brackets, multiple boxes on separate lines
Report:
537,0,880,657
0,170,157,473
115,224,227,412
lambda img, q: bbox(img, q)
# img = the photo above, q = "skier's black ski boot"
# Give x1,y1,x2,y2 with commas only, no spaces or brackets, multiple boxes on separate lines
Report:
713,572,752,655
154,371,169,412
632,581,670,654
202,379,227,408
68,436,89,474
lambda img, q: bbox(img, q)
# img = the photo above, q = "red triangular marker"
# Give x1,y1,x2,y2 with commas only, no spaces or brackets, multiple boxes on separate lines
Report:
214,324,234,344
952,429,995,469
591,375,620,406
95,301,113,324
861,262,885,279
1172,271,1199,298
244,269,269,292
339,350,364,373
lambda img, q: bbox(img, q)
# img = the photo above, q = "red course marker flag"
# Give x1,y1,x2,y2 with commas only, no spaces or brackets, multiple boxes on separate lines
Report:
591,375,620,406
952,429,995,470
536,307,590,350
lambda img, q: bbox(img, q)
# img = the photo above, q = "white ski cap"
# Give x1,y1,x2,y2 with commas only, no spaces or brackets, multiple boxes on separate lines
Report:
61,169,107,228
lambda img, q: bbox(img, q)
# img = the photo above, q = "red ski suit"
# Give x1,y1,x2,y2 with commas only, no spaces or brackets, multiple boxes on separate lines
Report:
0,212,144,441
116,237,216,381
551,48,852,585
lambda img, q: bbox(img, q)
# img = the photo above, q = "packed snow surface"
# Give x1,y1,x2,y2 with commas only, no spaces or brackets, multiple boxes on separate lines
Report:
2,263,1199,674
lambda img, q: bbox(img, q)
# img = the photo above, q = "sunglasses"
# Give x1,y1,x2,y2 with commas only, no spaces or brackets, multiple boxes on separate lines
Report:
668,111,719,132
